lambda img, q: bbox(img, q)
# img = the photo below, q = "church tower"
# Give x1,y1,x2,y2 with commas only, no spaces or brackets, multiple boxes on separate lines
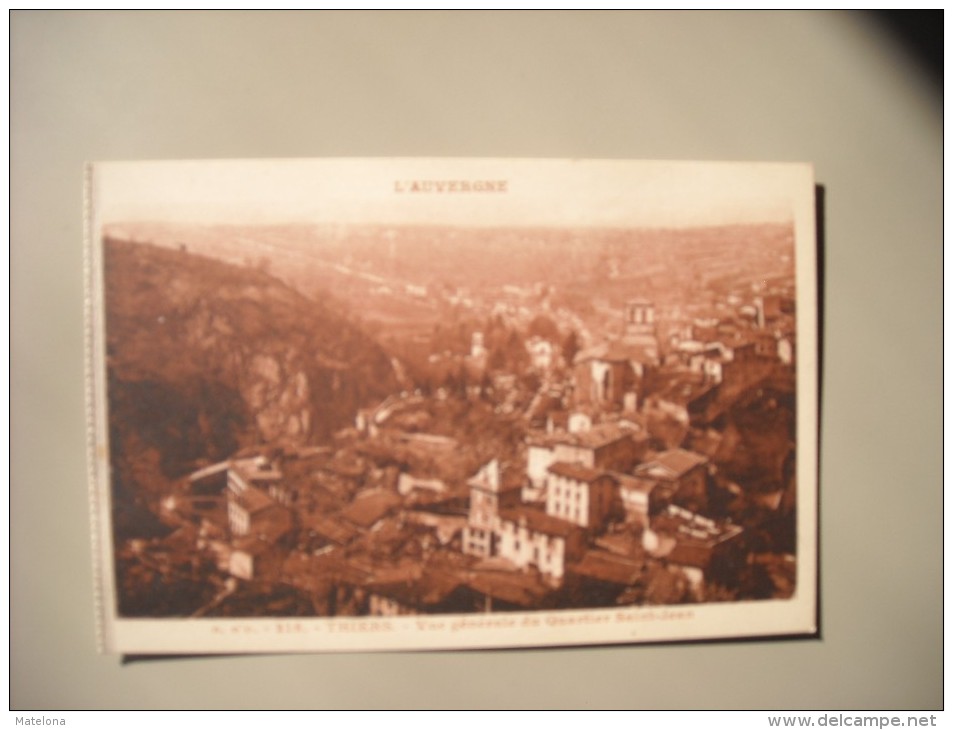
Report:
624,299,655,336
621,298,659,361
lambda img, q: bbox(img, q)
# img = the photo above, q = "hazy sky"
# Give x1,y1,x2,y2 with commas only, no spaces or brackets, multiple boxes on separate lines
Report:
90,158,813,230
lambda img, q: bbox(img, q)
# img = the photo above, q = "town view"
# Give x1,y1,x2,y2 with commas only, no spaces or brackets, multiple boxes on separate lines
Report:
103,220,799,619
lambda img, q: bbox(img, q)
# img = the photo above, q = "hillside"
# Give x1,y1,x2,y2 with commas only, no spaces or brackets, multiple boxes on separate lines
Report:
103,238,398,536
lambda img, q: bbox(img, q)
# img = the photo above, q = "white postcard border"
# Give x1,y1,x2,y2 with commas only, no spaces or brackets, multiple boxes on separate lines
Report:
87,158,818,655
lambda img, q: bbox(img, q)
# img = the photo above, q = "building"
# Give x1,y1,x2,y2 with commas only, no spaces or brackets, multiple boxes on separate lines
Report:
496,507,585,582
633,448,710,514
340,488,402,530
366,569,478,616
565,550,645,607
643,504,745,597
526,336,557,371
545,462,618,531
573,343,647,410
647,373,719,427
397,472,448,499
226,484,293,539
465,570,555,612
614,473,661,527
526,421,644,495
227,456,283,494
187,460,230,496
228,534,284,580
553,421,644,471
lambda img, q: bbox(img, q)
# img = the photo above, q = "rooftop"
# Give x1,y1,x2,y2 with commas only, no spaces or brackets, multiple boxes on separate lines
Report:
300,513,360,545
570,550,644,586
231,535,277,556
550,421,637,450
341,489,402,528
187,460,230,483
367,569,466,608
283,550,370,586
232,456,283,483
574,341,656,365
652,374,715,406
594,530,646,559
651,505,744,567
636,448,708,480
498,506,580,539
231,486,274,514
613,473,659,495
466,570,551,608
547,461,604,484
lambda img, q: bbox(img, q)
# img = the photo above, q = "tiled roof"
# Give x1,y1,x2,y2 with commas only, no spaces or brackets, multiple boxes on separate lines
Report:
341,490,402,528
368,569,465,608
466,571,549,608
231,486,274,514
188,461,230,482
569,422,635,448
654,376,715,405
594,531,645,558
636,449,708,480
498,506,579,538
526,432,561,448
570,551,644,585
366,561,422,586
320,458,366,479
574,341,654,365
667,542,712,570
604,341,656,362
232,533,281,555
613,473,658,494
654,449,708,475
285,550,370,585
547,461,605,484
530,420,640,451
231,456,283,482
300,513,360,545
651,506,744,567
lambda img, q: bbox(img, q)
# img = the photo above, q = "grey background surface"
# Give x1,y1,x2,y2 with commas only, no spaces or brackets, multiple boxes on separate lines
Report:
10,11,942,709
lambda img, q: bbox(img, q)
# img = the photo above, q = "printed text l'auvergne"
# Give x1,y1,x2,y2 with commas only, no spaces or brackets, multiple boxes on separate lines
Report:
393,179,508,194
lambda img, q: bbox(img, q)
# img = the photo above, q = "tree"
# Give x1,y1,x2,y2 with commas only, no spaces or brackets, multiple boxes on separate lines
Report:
527,314,560,341
562,329,581,366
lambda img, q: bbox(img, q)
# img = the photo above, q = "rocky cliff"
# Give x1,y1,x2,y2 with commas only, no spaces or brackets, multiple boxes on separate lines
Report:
103,238,398,523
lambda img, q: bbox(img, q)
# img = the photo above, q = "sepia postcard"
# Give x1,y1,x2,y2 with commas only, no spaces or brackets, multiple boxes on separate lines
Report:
86,158,818,654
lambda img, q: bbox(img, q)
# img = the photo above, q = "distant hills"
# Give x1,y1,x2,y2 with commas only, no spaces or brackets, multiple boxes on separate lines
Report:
104,220,795,308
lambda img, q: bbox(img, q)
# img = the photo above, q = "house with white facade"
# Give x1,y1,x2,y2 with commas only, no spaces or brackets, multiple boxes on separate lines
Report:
462,459,521,558
545,461,618,531
496,507,584,583
525,420,644,500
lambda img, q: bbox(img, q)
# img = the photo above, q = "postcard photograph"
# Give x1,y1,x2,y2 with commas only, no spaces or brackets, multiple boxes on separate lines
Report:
86,158,817,653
